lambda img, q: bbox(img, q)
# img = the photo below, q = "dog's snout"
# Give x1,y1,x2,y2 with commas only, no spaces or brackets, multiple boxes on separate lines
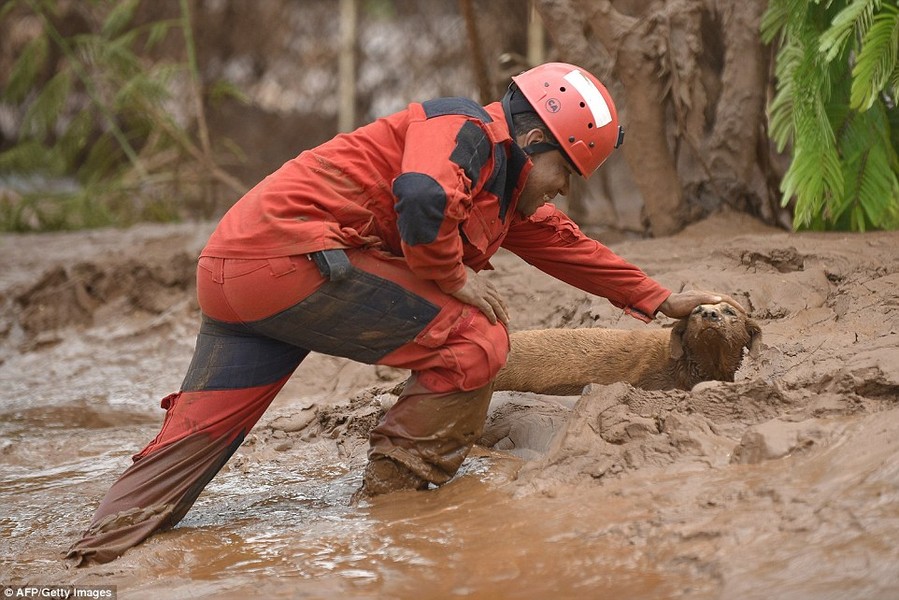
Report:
701,307,721,321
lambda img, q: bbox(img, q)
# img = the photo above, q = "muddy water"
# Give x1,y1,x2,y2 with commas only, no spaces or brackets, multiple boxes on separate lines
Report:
3,221,899,599
0,397,679,599
4,380,898,599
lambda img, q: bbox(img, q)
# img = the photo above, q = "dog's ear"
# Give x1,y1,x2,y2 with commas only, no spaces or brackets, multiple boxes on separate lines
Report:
744,319,763,357
669,319,687,359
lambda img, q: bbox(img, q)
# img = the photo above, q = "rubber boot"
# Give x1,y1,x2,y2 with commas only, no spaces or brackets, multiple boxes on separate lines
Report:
356,375,494,497
351,456,429,503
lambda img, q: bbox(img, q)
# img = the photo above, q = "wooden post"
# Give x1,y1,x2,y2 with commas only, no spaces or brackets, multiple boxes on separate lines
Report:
528,0,545,67
459,0,492,103
338,0,357,132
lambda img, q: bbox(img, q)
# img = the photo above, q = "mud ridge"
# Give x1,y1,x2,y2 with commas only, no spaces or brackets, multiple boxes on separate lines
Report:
12,253,196,339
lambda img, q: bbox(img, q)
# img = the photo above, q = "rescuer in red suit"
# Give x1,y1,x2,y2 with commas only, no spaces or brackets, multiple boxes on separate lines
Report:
68,62,740,565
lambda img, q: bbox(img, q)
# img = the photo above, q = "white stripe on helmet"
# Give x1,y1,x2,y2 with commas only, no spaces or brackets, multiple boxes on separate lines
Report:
563,69,612,127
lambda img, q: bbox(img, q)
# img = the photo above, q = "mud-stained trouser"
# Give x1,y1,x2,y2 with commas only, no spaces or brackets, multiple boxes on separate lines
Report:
65,248,508,565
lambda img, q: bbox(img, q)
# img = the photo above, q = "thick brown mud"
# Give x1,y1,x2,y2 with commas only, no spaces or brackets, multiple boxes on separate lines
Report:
1,212,898,599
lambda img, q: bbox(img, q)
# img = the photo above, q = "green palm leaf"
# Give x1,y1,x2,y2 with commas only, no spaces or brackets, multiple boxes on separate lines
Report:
851,4,899,109
819,0,874,62
764,0,899,231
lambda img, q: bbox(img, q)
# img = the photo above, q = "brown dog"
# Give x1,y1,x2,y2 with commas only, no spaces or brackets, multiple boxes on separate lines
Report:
493,302,761,394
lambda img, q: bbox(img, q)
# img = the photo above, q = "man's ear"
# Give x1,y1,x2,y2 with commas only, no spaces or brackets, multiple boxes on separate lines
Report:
521,127,545,147
669,319,687,359
745,319,763,358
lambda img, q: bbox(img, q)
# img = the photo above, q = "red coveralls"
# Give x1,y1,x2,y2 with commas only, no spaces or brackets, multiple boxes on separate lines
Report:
67,98,670,564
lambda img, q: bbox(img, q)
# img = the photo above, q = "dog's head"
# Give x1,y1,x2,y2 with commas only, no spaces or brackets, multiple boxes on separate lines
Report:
668,302,761,380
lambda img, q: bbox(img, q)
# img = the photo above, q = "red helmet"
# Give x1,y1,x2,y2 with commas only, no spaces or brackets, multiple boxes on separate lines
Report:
511,62,624,177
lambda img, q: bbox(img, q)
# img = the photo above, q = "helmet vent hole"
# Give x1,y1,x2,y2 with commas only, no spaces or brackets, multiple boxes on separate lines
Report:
560,86,567,92
579,102,586,108
587,123,594,129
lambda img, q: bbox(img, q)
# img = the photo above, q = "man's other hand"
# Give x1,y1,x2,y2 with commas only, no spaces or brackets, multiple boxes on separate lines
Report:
451,268,510,326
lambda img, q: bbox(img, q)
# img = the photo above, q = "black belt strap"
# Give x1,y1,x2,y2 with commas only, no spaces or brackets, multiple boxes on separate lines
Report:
311,249,353,282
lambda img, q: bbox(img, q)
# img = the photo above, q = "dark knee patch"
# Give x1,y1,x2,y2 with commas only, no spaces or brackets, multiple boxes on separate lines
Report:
251,267,441,363
181,317,308,391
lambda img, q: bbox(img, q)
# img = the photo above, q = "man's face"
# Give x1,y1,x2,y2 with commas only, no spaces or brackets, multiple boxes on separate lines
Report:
515,130,574,218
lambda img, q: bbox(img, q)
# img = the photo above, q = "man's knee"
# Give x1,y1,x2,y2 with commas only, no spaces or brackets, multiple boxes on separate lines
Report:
441,313,509,391
468,316,510,380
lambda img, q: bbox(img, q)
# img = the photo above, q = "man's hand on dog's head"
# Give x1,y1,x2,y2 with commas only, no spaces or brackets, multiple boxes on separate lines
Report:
657,290,746,319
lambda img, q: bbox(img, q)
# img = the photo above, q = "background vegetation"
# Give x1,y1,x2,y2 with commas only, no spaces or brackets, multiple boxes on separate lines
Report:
0,0,897,234
763,0,899,231
0,0,245,230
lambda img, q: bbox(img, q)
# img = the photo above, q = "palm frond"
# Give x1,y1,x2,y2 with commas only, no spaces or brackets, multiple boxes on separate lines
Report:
0,139,66,174
889,60,899,98
851,4,899,109
762,0,812,43
887,97,899,165
144,20,175,51
835,106,897,229
766,0,899,231
3,34,49,103
79,132,125,185
21,69,73,139
761,0,793,43
58,109,96,167
100,0,140,39
819,0,873,62
769,44,803,150
113,71,174,113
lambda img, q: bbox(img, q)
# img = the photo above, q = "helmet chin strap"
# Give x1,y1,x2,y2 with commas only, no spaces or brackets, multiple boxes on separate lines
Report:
520,140,560,156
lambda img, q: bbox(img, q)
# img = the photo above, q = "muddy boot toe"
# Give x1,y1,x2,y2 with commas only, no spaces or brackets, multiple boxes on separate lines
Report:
352,457,428,502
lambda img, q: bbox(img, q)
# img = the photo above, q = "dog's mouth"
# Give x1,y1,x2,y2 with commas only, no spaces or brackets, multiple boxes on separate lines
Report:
695,323,727,345
698,318,724,330
690,318,748,354
688,318,734,349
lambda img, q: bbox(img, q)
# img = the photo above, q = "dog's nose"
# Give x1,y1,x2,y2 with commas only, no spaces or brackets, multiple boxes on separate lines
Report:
701,307,721,321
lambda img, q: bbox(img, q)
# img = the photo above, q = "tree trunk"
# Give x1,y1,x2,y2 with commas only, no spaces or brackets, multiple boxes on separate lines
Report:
535,0,790,235
459,0,493,104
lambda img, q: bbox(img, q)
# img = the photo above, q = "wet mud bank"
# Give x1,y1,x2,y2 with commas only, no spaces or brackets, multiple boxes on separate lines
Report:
1,213,898,598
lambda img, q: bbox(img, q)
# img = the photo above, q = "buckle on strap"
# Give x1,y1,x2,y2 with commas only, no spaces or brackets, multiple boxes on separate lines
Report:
310,249,352,282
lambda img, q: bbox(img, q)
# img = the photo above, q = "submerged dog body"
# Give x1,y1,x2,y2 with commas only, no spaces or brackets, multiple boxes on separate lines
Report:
494,303,761,394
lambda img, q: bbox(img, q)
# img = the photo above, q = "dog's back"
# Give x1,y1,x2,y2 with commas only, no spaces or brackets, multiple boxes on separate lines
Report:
494,327,672,395
494,304,761,394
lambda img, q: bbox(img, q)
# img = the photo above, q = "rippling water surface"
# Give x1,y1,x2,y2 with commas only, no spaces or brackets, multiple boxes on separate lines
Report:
1,393,685,599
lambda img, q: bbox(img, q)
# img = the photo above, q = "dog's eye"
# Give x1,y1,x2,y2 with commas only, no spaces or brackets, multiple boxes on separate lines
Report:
723,307,736,316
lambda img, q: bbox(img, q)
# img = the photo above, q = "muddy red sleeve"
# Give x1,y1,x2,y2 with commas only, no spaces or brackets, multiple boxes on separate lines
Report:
502,204,671,322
